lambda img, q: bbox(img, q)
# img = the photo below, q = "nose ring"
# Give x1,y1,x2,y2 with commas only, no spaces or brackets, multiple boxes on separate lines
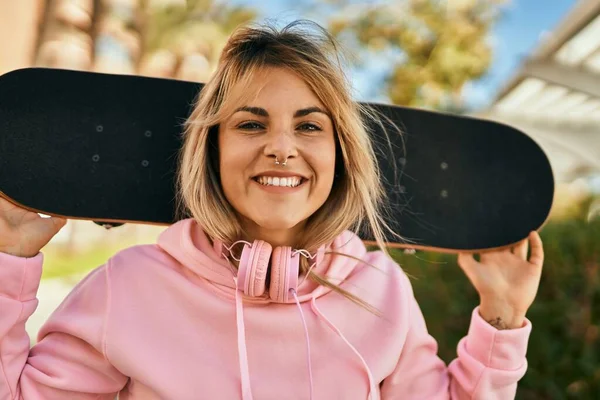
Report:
275,157,288,166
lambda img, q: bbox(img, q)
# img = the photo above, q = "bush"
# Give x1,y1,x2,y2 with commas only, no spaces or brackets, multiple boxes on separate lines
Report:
392,215,600,399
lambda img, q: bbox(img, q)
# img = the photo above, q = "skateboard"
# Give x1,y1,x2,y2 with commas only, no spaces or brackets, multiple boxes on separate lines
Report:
0,68,554,252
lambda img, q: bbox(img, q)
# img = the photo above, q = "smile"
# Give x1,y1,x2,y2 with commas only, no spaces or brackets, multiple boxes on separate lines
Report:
254,176,304,187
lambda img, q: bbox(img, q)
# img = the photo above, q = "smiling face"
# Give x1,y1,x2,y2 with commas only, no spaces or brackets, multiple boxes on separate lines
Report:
218,67,337,246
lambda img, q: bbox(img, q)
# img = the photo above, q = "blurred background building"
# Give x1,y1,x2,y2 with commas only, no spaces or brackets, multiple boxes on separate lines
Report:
483,0,600,219
0,0,227,79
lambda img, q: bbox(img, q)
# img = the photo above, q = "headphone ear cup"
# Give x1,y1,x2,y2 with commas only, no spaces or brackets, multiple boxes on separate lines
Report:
238,240,272,297
270,246,300,302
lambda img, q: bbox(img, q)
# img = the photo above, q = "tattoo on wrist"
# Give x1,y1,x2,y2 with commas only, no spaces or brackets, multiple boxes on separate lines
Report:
486,317,508,330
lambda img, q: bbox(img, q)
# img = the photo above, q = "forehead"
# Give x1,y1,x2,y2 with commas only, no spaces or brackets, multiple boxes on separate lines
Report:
223,66,326,114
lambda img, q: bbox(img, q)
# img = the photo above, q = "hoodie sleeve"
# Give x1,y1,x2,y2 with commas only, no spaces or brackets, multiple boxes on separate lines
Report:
0,251,128,399
380,272,531,400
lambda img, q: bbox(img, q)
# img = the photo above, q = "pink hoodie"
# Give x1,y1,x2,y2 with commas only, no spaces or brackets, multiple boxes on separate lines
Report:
0,218,531,399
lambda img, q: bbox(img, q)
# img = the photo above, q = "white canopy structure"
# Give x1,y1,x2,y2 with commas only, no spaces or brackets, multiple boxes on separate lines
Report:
482,0,600,190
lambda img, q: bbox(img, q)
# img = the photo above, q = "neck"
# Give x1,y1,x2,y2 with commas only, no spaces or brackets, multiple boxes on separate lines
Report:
240,218,306,248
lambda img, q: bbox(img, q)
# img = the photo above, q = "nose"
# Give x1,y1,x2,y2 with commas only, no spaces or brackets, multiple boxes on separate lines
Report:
263,127,298,163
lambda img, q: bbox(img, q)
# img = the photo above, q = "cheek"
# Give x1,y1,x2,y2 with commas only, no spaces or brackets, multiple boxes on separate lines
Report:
218,133,248,193
310,140,337,187
322,153,337,181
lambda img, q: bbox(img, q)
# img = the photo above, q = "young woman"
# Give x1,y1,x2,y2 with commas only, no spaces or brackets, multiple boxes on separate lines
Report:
0,21,543,399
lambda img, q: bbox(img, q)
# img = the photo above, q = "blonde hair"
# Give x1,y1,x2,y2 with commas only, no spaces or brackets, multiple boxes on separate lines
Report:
176,20,401,313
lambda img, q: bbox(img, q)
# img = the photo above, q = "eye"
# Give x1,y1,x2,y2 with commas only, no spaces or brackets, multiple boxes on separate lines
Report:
237,121,264,131
297,123,322,132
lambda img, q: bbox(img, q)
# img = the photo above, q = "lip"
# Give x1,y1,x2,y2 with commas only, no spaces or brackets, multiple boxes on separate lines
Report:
252,170,308,179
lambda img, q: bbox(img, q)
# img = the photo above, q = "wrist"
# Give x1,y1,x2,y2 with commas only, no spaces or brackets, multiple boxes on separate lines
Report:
479,300,526,330
0,247,35,258
0,247,26,258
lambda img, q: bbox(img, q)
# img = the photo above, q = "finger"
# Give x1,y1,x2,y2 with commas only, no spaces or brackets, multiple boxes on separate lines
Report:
512,237,528,260
0,196,12,210
48,217,68,234
528,231,544,267
457,252,481,273
480,246,509,264
0,196,23,215
457,253,481,286
480,252,493,264
32,216,67,236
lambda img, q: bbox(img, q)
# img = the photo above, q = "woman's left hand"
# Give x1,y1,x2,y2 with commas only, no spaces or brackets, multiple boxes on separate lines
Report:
457,231,544,329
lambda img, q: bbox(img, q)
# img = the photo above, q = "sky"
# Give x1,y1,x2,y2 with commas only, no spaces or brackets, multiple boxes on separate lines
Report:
464,0,579,110
229,0,579,111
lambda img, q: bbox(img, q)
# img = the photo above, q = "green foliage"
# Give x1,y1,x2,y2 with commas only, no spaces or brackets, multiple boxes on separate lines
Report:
140,0,256,60
41,244,126,281
326,0,507,109
393,214,600,399
139,0,504,110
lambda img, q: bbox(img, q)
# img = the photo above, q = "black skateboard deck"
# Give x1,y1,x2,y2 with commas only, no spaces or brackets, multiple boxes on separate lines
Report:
0,68,554,252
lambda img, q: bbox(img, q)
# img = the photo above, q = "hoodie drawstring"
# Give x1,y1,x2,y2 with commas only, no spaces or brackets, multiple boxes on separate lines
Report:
233,291,379,400
229,245,378,400
311,297,380,400
291,289,314,400
234,277,254,400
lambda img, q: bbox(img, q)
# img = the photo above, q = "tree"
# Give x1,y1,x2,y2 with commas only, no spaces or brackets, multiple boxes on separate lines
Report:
138,0,257,81
141,0,256,58
320,0,507,110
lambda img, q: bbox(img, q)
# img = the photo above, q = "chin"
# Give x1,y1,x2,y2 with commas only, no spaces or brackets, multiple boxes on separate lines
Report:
256,217,302,231
250,212,307,231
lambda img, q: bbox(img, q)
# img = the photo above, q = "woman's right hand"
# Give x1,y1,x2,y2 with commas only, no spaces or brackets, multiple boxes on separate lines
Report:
0,197,67,258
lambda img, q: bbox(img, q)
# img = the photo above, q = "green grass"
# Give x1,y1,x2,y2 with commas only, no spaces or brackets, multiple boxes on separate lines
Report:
39,223,163,282
40,246,122,281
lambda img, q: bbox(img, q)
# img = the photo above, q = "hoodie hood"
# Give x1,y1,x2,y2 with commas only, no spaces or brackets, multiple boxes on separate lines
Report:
156,218,368,303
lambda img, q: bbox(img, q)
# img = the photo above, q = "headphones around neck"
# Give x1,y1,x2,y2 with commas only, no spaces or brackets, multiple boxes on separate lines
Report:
222,240,311,302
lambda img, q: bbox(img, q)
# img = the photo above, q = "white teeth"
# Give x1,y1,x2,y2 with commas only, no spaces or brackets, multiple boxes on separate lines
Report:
256,176,302,187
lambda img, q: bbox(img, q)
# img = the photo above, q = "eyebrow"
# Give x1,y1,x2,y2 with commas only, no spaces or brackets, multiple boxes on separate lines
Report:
234,106,330,118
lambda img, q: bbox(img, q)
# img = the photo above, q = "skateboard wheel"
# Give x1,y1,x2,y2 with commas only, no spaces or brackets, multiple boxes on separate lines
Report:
141,160,149,167
93,221,124,229
441,162,448,170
